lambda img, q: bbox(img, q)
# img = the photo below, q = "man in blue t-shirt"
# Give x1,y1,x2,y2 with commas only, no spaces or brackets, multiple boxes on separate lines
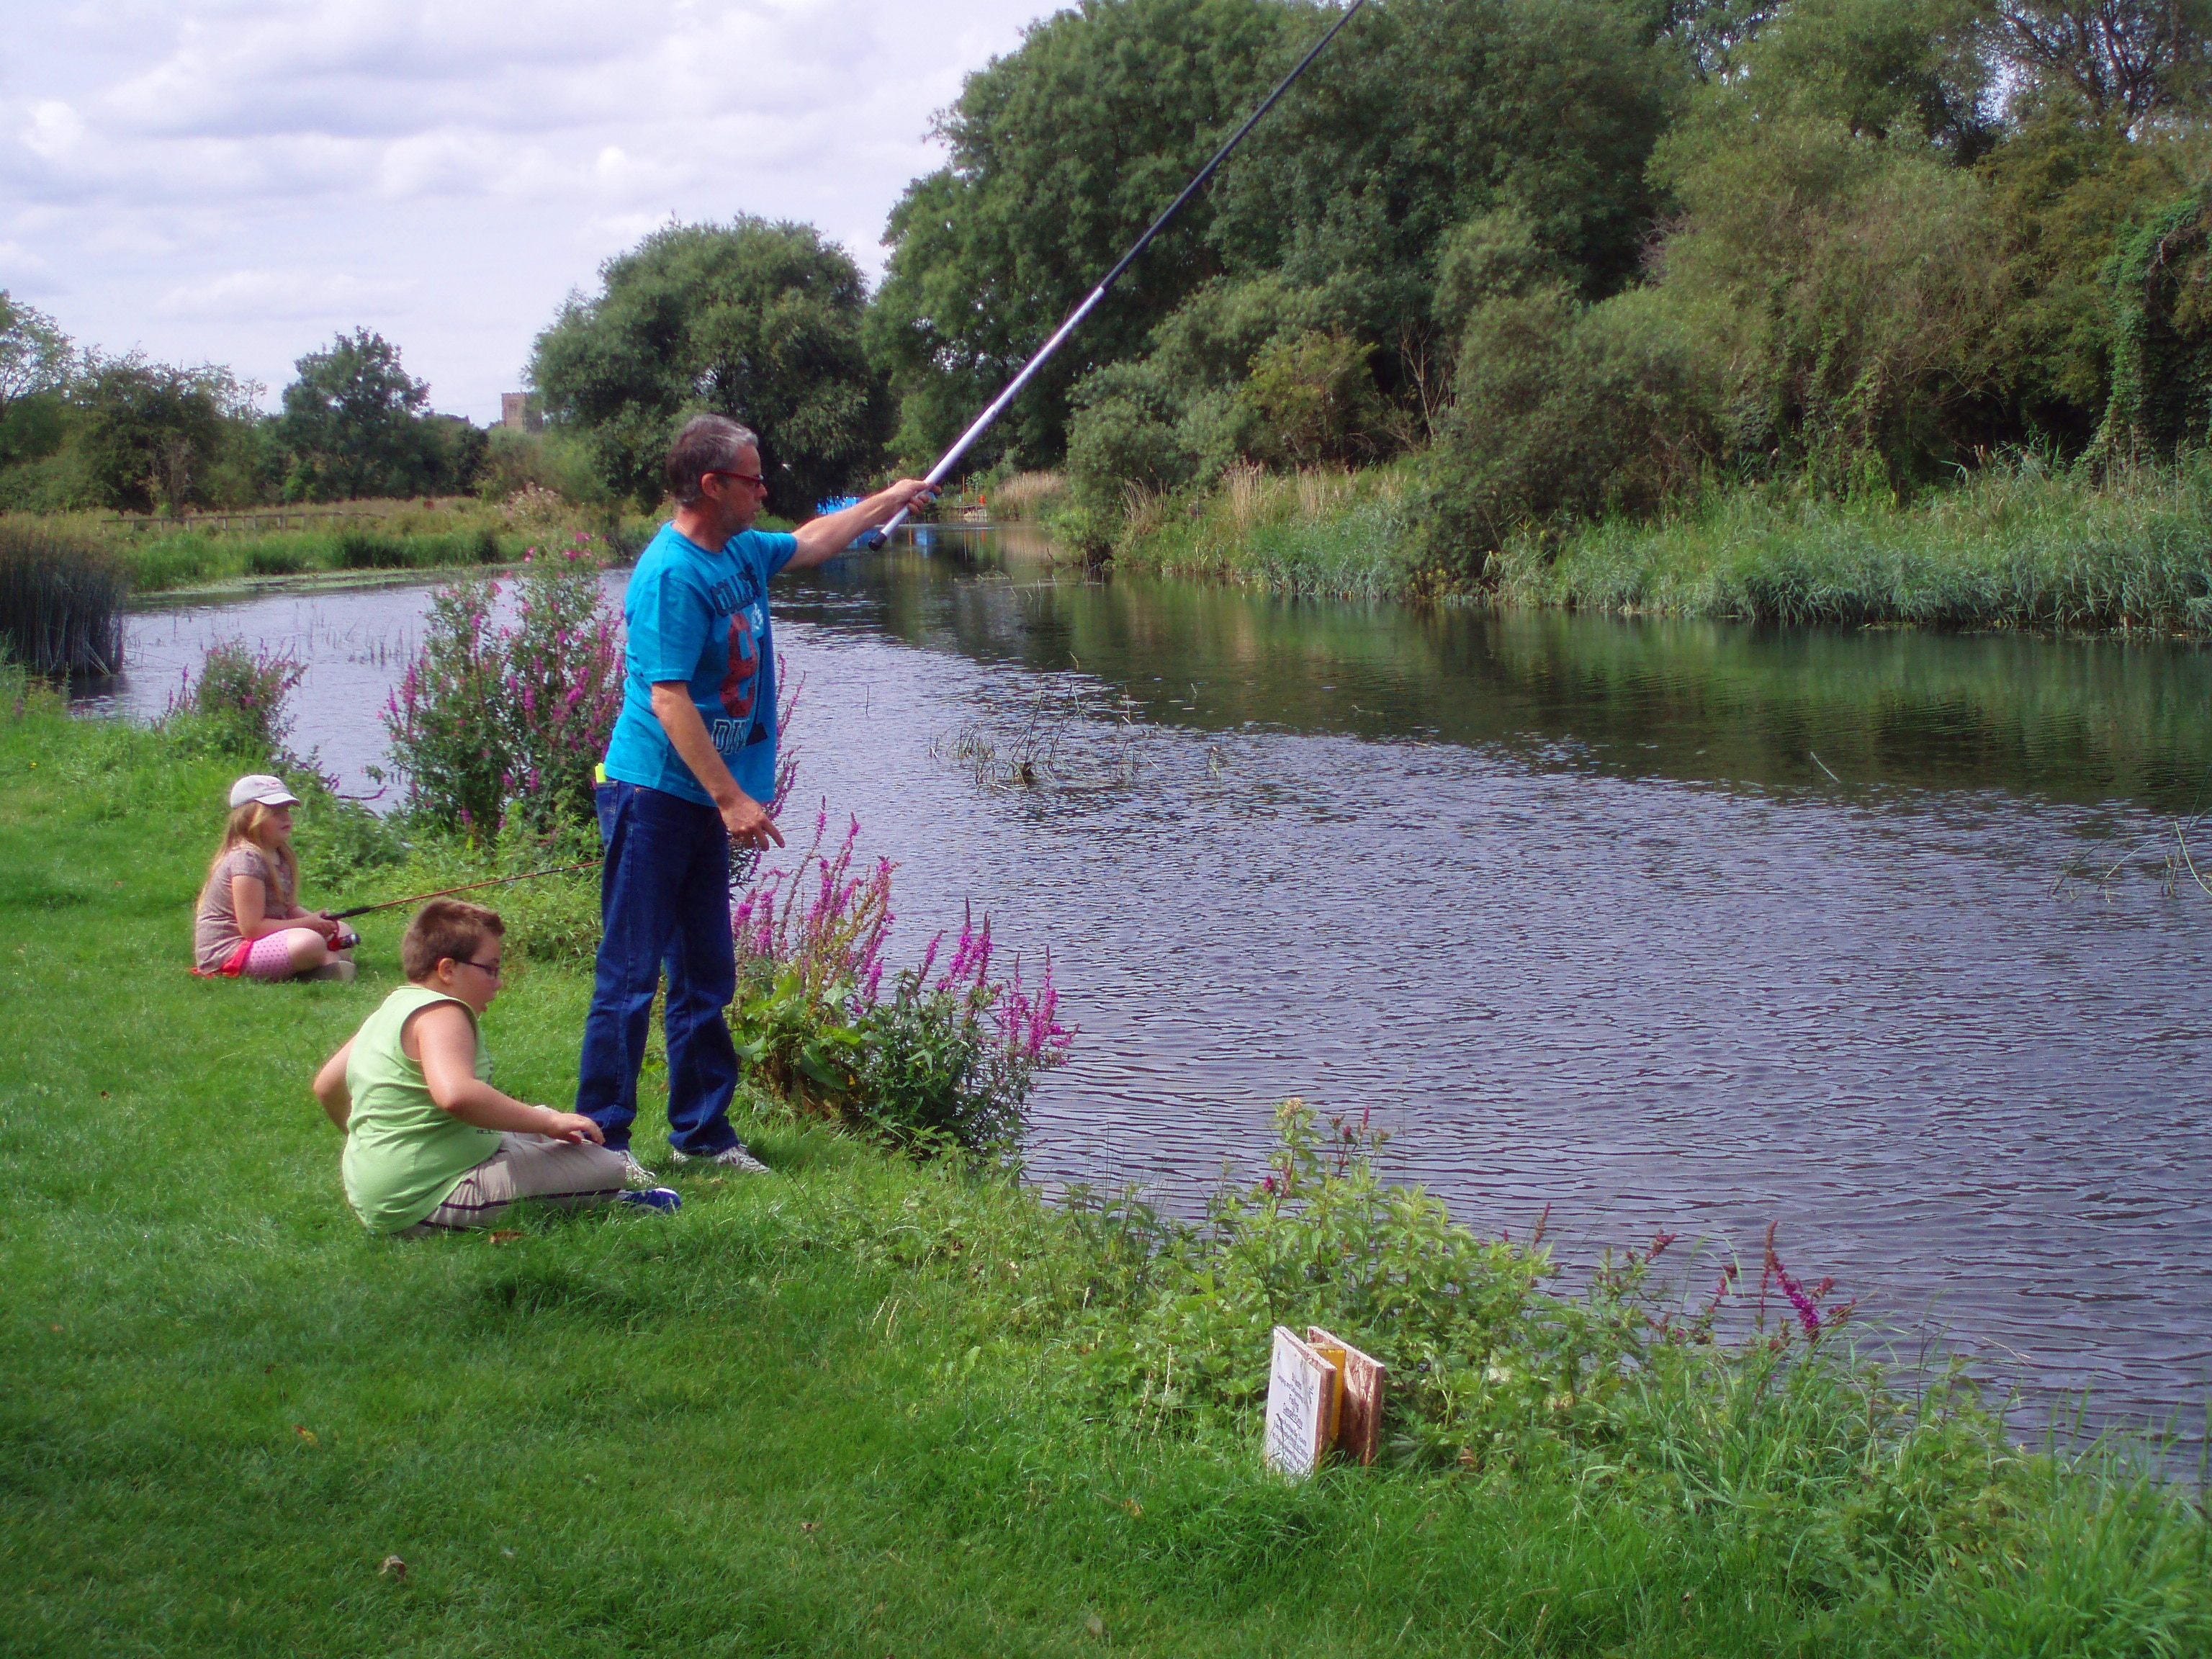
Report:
578,413,935,1176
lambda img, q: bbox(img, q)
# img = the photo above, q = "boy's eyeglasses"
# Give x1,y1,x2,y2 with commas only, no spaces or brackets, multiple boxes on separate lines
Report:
459,958,503,979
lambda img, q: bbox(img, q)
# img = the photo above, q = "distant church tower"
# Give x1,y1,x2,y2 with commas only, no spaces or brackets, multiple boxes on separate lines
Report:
501,393,542,433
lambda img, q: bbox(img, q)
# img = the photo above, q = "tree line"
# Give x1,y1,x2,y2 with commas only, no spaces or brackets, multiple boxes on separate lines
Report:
876,0,2212,570
6,0,2206,555
0,310,495,515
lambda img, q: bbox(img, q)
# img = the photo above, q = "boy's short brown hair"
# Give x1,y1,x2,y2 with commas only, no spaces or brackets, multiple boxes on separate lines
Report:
401,899,505,981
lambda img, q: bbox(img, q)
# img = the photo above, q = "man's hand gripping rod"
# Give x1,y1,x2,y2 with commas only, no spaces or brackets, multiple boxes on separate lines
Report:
864,0,1370,551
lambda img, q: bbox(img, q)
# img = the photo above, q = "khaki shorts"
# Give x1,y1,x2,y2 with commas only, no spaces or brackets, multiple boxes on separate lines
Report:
401,1133,628,1234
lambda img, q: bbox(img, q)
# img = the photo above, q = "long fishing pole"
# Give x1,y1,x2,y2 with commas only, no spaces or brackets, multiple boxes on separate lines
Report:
863,0,1372,551
328,861,599,921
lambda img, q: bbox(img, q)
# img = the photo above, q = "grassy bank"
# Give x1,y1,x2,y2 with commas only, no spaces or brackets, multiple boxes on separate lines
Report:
1100,458,2212,633
4,685,2209,1655
9,497,663,601
1094,462,1424,601
1498,460,2212,633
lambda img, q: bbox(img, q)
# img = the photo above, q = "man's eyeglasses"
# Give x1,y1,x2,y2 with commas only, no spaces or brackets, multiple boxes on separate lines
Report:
704,469,768,493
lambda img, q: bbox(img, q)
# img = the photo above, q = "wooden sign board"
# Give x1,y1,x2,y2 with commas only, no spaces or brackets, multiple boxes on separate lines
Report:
1263,1326,1339,1477
1307,1326,1387,1467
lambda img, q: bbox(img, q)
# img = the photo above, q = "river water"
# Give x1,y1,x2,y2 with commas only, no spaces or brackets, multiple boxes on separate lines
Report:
81,526,2212,1440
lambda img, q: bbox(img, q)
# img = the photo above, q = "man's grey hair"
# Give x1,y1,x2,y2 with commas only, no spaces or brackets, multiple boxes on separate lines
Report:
665,414,761,505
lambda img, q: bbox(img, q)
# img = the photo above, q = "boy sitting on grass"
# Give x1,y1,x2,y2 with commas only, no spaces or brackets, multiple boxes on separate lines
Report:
313,899,682,1236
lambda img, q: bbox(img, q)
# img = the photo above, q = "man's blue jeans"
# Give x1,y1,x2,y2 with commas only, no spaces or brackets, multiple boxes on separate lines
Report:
576,781,742,1156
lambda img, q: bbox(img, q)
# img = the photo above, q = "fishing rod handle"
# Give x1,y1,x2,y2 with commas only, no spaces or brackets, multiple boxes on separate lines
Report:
861,288,1111,552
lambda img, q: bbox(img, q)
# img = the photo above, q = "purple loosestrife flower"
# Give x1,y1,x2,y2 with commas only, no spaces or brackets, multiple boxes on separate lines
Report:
971,918,994,989
1773,1261,1822,1336
941,920,975,992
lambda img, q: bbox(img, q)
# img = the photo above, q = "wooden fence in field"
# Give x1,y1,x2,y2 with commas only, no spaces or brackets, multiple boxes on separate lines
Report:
101,508,385,536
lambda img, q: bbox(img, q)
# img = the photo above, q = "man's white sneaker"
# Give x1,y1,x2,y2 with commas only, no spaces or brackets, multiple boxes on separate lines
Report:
670,1142,770,1174
614,1150,660,1190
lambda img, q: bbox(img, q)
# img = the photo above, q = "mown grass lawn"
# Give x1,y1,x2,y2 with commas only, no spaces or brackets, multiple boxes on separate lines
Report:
4,683,2207,1658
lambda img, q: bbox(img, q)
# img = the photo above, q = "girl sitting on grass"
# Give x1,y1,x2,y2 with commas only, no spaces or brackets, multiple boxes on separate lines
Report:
311,898,681,1236
192,773,356,981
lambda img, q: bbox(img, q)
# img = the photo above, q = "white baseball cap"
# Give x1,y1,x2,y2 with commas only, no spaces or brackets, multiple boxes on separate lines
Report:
229,773,302,809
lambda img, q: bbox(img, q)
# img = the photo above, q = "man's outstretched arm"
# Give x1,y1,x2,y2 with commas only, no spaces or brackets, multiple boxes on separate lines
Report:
786,477,939,570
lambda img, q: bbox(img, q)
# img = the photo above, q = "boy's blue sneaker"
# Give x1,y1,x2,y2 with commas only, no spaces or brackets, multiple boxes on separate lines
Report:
618,1187,683,1213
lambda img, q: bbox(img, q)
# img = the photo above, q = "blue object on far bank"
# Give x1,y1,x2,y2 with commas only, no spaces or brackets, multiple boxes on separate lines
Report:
816,495,862,515
619,1187,683,1213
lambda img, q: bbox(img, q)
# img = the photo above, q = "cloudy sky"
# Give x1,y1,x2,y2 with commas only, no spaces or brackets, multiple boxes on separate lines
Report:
4,0,1061,423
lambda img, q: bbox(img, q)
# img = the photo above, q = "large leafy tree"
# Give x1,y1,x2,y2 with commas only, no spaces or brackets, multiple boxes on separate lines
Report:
868,0,1313,470
880,0,1681,474
73,354,255,515
0,293,73,475
277,328,471,501
0,293,71,423
1208,0,1680,320
533,218,889,513
1987,0,2212,125
1057,0,1681,503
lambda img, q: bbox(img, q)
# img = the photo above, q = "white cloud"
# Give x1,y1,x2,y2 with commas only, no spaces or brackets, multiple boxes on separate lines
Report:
20,101,86,158
1,0,1060,418
154,267,415,322
0,239,53,277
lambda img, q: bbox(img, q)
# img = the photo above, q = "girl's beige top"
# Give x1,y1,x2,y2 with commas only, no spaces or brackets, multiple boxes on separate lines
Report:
193,844,293,971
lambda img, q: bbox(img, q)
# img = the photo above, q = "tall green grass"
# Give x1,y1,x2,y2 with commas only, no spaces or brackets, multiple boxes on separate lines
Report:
117,524,516,592
0,523,126,675
1106,455,2212,634
1495,459,2212,632
1107,462,1426,601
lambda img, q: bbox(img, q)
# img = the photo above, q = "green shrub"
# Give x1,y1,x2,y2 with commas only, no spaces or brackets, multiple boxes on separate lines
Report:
1236,331,1388,466
731,814,1069,1159
333,529,413,570
245,542,307,577
380,547,625,833
162,639,306,756
1421,286,1727,576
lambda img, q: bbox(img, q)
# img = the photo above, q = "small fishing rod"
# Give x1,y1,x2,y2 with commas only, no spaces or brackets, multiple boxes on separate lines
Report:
864,0,1372,551
328,861,600,921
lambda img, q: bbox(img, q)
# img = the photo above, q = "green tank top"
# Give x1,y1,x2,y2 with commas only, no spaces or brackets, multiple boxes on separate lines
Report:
340,984,502,1233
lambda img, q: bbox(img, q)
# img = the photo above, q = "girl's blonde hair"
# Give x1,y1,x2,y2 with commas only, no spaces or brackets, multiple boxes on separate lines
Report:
201,801,297,911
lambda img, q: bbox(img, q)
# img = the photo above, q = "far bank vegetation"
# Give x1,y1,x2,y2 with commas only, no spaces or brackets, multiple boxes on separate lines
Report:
871,0,2212,630
7,1,2212,637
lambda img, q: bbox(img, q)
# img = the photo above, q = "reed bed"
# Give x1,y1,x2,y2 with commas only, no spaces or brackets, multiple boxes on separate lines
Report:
984,469,1068,520
1114,461,1424,601
1107,452,2212,632
0,522,127,675
1494,457,2212,633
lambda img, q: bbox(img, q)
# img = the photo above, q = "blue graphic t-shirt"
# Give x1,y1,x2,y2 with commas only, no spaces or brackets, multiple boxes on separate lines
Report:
602,522,799,808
